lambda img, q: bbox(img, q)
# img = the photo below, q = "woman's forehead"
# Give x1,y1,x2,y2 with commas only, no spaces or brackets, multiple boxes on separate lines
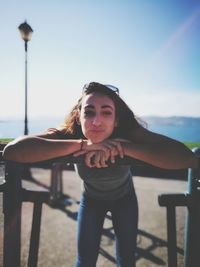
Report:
81,93,115,108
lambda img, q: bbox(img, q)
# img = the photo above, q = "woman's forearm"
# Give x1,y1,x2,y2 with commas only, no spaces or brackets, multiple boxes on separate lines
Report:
3,136,82,163
122,141,198,169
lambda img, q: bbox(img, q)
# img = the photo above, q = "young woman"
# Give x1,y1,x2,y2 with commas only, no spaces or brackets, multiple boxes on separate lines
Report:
3,82,198,267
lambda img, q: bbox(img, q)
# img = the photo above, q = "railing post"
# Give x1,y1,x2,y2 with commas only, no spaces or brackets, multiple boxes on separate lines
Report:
28,201,43,267
50,163,63,206
184,148,200,267
3,161,23,267
166,206,177,267
158,193,188,267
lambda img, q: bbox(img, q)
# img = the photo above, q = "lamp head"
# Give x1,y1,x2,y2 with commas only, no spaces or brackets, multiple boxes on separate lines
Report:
18,21,33,42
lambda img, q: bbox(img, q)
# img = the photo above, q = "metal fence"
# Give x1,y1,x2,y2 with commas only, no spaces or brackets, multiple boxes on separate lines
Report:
0,146,199,267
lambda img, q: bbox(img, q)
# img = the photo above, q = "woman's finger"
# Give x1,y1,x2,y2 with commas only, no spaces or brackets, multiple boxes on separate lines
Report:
107,140,124,159
100,151,108,167
103,148,110,161
110,147,117,163
115,142,124,158
73,150,87,157
85,151,95,168
94,151,102,168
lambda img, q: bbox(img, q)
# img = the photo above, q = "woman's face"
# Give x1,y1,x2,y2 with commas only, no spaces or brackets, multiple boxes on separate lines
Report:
79,92,117,143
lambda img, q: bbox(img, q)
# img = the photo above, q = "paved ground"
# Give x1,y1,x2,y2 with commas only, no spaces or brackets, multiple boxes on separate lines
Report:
0,167,187,267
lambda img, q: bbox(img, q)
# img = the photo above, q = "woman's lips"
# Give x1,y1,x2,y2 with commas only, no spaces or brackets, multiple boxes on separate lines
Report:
90,129,105,133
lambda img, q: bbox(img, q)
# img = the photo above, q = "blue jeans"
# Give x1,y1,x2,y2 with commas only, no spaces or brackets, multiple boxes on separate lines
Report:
75,190,138,267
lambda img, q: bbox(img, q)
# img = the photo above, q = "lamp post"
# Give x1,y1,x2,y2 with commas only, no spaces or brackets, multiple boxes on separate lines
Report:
18,21,33,135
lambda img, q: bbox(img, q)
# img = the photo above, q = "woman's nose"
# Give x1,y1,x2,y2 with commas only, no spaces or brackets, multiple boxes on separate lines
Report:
92,115,102,126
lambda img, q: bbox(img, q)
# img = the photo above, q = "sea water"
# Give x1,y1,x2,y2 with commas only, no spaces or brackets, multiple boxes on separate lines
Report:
0,118,200,142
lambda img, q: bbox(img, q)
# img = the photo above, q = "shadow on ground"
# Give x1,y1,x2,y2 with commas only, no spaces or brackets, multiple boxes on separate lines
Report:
48,193,184,266
24,175,184,266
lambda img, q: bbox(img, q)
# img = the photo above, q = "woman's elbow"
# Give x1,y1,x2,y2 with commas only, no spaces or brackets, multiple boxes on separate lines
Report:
3,143,16,161
2,142,23,162
2,136,29,162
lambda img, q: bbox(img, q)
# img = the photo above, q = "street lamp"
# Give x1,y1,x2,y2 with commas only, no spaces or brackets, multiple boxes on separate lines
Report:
18,21,33,135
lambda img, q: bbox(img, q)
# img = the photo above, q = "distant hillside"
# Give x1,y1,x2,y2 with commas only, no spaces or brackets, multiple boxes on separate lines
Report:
142,116,200,126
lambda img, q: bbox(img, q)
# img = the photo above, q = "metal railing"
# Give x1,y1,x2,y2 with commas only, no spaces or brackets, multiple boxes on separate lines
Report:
159,147,200,267
0,146,199,267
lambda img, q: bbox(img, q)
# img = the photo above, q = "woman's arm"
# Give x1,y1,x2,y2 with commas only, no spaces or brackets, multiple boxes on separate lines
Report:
2,134,83,163
122,125,198,169
2,131,124,164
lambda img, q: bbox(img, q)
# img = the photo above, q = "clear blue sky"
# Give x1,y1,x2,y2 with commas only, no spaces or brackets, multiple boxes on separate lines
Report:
0,0,200,119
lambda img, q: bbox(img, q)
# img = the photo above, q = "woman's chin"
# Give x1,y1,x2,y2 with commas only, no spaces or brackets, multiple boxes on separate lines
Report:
86,132,112,143
88,136,106,144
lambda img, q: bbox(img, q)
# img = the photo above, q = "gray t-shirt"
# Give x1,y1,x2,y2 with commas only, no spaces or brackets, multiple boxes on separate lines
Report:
74,164,134,200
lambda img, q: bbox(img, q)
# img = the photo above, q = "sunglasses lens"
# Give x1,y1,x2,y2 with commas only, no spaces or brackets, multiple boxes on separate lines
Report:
104,84,119,94
83,83,119,95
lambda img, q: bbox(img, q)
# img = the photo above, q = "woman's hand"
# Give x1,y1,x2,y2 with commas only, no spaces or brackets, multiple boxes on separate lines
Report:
84,148,121,168
85,150,109,168
73,138,127,159
74,138,131,168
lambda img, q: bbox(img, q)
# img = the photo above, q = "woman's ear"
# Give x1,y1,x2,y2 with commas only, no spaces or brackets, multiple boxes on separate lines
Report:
114,119,118,127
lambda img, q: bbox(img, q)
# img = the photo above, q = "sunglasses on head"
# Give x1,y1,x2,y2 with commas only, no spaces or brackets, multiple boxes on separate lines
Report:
83,83,119,95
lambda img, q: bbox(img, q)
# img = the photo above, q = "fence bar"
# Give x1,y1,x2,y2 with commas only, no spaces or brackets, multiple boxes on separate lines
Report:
166,206,177,267
158,193,188,207
28,201,43,267
50,163,63,206
3,161,23,267
184,148,200,267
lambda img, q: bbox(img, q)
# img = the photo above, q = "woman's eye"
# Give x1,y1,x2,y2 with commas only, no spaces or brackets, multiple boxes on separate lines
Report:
103,111,112,116
84,110,112,117
84,110,95,117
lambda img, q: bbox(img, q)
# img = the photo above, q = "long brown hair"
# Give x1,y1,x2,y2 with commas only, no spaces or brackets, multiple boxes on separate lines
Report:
59,82,143,140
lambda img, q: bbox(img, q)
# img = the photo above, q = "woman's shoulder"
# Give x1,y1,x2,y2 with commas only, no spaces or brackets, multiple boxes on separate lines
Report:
39,127,74,140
